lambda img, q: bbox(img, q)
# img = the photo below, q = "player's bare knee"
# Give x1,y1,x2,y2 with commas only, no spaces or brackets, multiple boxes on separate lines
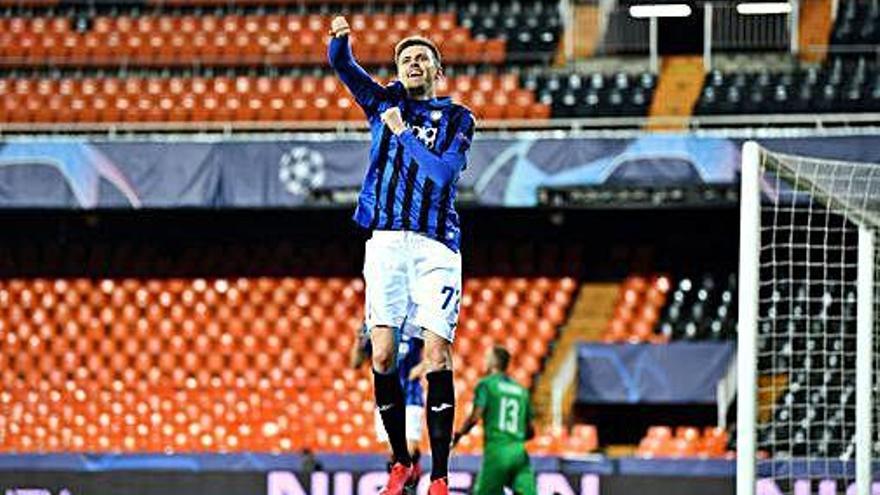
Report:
424,341,452,372
372,346,396,373
370,326,397,373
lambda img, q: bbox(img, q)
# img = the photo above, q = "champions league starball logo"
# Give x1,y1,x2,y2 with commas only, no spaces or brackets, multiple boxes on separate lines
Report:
278,146,326,196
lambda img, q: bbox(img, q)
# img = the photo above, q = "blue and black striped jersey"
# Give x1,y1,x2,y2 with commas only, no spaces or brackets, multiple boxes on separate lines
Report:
329,35,475,252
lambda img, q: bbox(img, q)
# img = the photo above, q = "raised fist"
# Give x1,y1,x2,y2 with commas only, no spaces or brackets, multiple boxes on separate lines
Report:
330,16,351,38
380,107,406,135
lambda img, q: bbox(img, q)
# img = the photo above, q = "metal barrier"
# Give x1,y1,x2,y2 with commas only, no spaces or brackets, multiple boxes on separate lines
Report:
3,112,880,136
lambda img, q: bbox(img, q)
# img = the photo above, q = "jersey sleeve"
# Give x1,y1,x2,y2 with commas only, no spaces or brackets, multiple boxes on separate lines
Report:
327,35,388,117
396,107,475,186
452,110,476,170
473,379,489,409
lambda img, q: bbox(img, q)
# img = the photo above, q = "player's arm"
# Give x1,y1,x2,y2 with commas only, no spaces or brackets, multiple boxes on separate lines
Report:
349,326,370,368
452,381,487,447
381,107,475,187
327,16,388,114
525,399,536,441
452,403,483,448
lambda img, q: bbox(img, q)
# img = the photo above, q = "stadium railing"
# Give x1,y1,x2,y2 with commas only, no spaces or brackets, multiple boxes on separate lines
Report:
2,112,880,134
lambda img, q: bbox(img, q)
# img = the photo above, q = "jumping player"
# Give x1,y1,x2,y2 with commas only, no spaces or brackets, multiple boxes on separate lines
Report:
452,346,537,495
328,15,475,495
350,323,426,490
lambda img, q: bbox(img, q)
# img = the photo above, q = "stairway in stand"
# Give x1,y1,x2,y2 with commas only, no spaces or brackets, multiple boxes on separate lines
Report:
646,56,705,131
533,283,619,426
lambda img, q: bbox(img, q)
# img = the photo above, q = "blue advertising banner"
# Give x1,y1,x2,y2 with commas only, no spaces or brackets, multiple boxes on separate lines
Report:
0,134,878,208
576,342,735,404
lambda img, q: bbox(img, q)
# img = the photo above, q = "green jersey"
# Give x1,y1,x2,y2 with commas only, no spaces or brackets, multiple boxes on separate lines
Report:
474,372,533,446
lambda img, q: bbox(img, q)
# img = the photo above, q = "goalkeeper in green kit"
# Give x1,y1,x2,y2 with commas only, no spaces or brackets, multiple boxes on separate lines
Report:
451,346,537,495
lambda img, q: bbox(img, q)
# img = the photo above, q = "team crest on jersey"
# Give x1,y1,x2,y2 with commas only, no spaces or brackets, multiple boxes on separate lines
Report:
410,125,438,150
430,110,443,122
278,146,326,195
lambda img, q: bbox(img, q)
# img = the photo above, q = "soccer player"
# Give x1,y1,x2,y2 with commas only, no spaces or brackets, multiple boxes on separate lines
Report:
328,15,475,495
452,346,537,495
350,323,426,490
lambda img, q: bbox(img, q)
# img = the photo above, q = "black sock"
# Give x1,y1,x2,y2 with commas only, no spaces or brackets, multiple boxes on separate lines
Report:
426,369,455,480
373,368,412,466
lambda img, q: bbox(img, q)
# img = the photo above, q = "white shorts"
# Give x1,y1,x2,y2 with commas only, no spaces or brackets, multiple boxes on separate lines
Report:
374,405,424,443
363,230,462,341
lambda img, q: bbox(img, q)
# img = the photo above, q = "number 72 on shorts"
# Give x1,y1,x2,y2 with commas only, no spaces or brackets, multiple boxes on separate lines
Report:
440,285,460,310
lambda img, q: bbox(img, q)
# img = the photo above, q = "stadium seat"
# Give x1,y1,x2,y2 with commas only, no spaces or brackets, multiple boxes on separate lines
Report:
600,272,736,343
0,274,574,453
830,0,880,47
459,0,562,63
694,57,880,117
601,274,670,343
636,425,730,459
0,71,541,124
0,3,588,126
656,273,736,341
523,70,657,118
0,11,508,67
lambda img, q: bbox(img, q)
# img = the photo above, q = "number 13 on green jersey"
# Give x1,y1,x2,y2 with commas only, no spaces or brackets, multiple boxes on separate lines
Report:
474,373,533,445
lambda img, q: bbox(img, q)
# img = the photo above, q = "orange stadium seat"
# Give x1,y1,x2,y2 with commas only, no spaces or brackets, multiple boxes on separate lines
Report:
0,12,504,67
0,5,572,125
601,274,670,343
636,425,730,459
0,74,538,123
0,275,573,453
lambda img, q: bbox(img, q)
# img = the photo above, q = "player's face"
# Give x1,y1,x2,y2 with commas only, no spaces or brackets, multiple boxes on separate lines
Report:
396,45,439,94
484,348,497,373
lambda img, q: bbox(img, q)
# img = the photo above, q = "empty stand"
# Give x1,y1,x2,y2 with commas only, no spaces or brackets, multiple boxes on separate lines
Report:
524,70,656,118
695,57,880,116
0,70,548,123
458,0,561,62
529,424,599,456
600,273,736,343
0,12,507,66
831,0,880,48
656,273,736,341
0,275,576,453
601,275,669,343
636,425,730,459
755,281,857,459
0,0,585,125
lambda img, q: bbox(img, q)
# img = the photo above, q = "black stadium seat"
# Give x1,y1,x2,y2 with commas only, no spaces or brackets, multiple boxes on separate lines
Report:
656,273,736,341
694,56,880,117
523,70,656,118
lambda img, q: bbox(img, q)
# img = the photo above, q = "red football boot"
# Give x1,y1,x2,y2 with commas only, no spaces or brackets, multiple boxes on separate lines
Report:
427,477,448,495
404,462,422,495
379,462,414,495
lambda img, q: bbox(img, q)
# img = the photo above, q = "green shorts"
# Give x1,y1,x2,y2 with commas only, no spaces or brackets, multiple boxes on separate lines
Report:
472,444,536,495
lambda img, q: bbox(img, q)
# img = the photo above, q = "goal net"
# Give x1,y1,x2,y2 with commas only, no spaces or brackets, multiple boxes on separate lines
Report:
737,141,880,495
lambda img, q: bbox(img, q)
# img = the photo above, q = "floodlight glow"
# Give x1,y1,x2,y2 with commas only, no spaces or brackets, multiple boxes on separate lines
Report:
736,2,792,14
628,4,693,18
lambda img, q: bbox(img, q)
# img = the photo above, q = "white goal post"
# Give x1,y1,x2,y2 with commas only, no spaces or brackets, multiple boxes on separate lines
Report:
737,140,879,495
